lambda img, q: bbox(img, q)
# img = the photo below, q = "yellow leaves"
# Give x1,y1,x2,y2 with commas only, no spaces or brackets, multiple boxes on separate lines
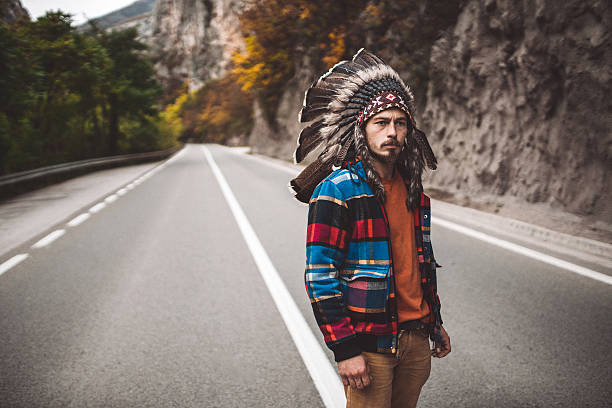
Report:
364,4,383,24
235,0,373,121
232,34,292,95
322,27,346,69
159,73,253,143
198,105,230,128
232,35,266,92
172,92,189,111
158,94,185,142
232,56,264,93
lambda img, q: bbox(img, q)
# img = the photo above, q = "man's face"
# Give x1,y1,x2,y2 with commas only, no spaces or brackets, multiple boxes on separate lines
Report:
363,108,408,165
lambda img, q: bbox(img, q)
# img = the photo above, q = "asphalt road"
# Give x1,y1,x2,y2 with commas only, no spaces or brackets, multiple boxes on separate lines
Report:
0,144,610,407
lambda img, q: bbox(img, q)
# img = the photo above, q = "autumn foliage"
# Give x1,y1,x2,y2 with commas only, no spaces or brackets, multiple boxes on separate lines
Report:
232,0,462,123
167,74,253,144
0,0,463,173
232,0,369,124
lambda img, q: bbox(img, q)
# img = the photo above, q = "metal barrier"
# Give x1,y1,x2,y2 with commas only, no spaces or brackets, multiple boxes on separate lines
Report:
0,146,183,200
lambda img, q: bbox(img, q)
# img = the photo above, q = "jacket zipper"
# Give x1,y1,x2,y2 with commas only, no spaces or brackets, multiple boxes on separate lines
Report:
377,198,399,354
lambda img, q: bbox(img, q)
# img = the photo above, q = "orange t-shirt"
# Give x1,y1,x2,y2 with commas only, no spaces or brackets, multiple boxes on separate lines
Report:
381,172,430,322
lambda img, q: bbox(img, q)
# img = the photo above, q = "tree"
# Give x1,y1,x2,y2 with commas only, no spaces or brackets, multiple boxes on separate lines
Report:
0,11,174,175
95,27,162,154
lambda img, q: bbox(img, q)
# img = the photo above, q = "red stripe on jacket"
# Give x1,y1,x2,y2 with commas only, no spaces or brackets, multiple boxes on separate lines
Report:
307,223,349,249
351,218,387,240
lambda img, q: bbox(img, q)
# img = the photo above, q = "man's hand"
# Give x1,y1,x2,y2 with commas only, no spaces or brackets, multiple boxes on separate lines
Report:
338,354,371,390
432,325,451,358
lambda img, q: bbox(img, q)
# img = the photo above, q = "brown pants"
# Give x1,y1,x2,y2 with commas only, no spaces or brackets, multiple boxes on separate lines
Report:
344,329,431,408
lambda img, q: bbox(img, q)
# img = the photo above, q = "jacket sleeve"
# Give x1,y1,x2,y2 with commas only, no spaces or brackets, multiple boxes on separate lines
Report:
305,178,362,362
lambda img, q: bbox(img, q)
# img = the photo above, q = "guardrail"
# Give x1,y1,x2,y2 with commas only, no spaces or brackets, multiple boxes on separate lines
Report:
0,146,183,200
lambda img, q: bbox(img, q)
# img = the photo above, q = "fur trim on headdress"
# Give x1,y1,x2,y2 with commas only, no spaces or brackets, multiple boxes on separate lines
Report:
290,48,437,207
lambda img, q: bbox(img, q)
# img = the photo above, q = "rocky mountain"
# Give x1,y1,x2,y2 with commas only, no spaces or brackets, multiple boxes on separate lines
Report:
0,0,29,23
148,0,244,93
248,53,316,161
108,10,155,38
68,0,610,237
247,0,611,237
77,0,156,31
74,0,244,96
422,0,611,220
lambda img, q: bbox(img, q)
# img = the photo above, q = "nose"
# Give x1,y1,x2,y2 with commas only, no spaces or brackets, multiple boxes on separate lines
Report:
386,121,397,138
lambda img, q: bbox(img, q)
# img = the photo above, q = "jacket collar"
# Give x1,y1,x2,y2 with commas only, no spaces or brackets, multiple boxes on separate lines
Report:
344,157,425,203
342,157,367,179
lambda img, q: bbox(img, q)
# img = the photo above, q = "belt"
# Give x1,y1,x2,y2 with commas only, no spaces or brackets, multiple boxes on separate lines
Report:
398,319,427,331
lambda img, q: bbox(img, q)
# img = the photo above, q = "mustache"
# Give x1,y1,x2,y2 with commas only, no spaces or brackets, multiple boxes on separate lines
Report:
382,141,401,147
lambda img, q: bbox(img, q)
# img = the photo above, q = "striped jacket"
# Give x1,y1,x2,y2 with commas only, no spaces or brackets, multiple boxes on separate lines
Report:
305,159,443,362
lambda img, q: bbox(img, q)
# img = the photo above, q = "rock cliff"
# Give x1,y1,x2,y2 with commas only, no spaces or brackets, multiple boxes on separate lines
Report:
148,0,244,92
422,0,611,221
109,12,155,38
0,0,29,23
87,0,610,238
77,0,156,32
248,54,316,160
247,0,610,239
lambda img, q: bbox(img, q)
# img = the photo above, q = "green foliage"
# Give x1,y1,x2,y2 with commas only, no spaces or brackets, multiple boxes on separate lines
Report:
0,1,462,175
94,26,163,153
0,11,178,175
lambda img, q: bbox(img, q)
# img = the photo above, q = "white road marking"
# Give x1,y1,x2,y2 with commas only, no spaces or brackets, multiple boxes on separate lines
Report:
166,148,185,163
67,213,90,227
202,146,345,408
0,149,183,279
89,202,106,213
232,146,611,286
433,217,612,285
32,229,66,249
0,254,29,276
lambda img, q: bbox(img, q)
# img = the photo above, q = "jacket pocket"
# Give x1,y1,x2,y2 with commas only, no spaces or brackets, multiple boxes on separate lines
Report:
338,263,389,281
339,270,388,323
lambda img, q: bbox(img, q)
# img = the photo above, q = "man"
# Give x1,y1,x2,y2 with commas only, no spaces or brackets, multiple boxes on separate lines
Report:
290,49,450,407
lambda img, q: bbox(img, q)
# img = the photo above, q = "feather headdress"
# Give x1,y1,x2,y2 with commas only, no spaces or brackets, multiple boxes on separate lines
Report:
290,48,437,209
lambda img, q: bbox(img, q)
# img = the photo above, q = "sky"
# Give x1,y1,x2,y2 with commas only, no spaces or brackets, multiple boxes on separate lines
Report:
20,0,137,25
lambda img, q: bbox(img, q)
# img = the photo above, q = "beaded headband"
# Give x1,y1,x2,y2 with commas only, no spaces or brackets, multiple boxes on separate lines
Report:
357,91,413,126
